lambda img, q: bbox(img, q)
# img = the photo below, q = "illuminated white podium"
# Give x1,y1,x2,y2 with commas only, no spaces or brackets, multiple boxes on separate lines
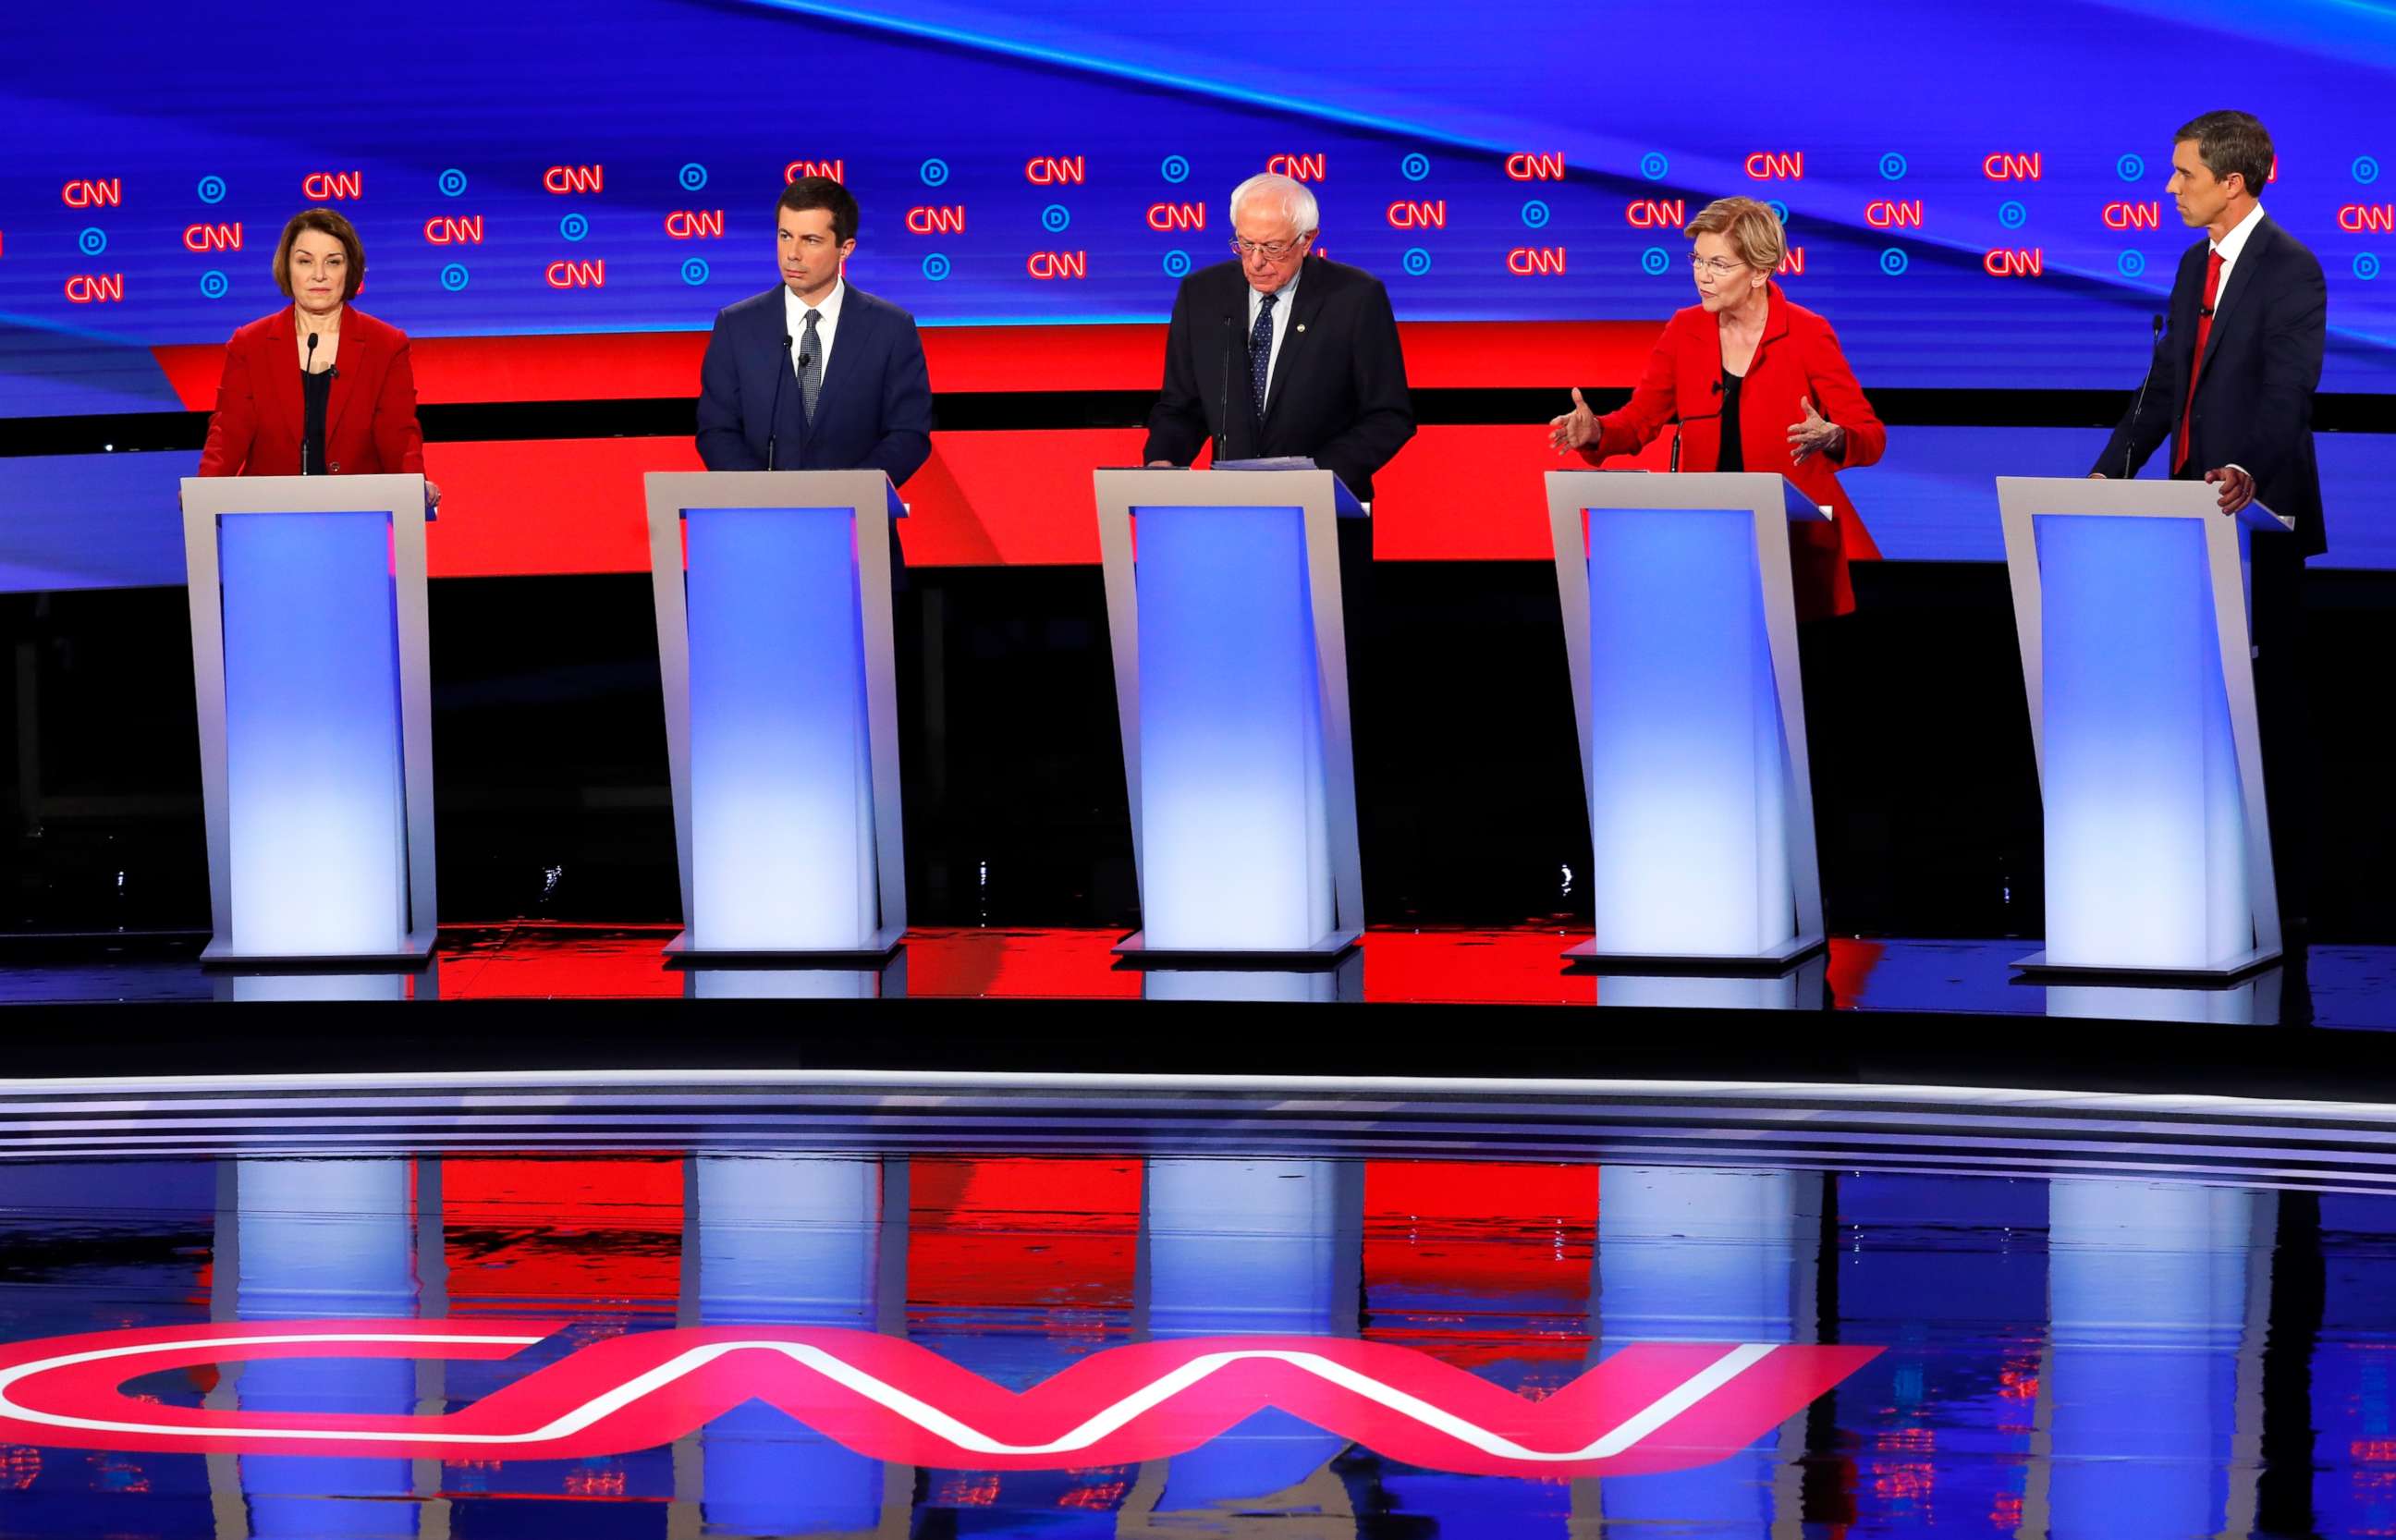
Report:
1999,476,2290,978
646,471,907,960
181,473,436,964
1548,471,1827,968
1094,468,1365,961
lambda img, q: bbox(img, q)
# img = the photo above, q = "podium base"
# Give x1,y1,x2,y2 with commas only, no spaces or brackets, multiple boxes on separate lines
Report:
1112,928,1362,969
2011,946,2281,984
200,928,436,970
1563,932,1827,973
662,925,907,966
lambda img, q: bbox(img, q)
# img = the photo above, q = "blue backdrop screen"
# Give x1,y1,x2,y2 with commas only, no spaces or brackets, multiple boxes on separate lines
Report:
4,0,2394,419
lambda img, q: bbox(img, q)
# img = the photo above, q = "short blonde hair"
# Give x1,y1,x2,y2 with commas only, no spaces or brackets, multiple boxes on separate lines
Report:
273,208,365,300
1684,196,1785,274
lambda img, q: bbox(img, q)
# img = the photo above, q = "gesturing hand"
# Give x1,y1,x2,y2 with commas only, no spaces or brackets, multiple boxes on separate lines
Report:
2205,465,2255,516
1546,387,1597,455
1787,397,1844,464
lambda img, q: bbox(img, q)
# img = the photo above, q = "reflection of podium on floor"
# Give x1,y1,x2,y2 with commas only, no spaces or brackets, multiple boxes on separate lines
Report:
1547,471,1828,970
645,471,908,962
1094,468,1366,963
181,473,437,966
1998,476,2292,979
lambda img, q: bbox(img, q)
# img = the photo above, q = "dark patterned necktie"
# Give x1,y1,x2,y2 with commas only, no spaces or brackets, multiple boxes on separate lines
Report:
1250,291,1277,422
799,308,824,422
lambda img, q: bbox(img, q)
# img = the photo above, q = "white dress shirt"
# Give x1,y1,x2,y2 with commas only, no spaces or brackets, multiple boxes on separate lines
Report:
783,277,845,380
1246,267,1299,406
2207,202,2266,321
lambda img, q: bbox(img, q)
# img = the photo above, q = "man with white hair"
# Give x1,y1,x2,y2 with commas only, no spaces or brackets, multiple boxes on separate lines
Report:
1143,173,1414,503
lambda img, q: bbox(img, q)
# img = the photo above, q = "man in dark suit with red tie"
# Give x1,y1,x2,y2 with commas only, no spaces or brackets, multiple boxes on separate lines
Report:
2093,109,2327,929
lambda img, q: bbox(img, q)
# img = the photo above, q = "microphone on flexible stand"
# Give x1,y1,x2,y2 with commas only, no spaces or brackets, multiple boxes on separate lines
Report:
1216,314,1240,464
1669,381,1727,473
765,333,793,470
2122,312,2167,480
302,332,318,475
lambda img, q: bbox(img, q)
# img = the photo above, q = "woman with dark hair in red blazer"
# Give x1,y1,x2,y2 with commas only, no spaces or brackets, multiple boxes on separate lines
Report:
197,208,436,502
1547,195,1881,620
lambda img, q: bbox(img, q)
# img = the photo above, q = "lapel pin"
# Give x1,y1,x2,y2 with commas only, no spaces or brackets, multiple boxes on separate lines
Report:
1295,324,1307,334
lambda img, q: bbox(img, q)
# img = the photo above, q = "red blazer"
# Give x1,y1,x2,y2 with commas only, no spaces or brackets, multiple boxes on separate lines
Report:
197,305,426,479
1582,282,1885,619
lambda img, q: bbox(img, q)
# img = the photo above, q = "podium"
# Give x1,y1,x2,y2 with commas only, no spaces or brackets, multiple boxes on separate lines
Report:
1998,476,2291,978
1093,469,1365,961
180,473,436,964
645,471,907,960
1547,471,1828,967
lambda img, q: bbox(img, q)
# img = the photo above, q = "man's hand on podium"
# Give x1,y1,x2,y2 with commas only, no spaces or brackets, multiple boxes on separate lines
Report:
1546,387,1596,454
2204,465,2255,515
425,479,443,512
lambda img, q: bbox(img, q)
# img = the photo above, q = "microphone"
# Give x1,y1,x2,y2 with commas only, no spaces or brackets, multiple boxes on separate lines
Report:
1710,377,1724,396
1216,314,1240,464
765,332,791,471
2121,312,2167,481
302,332,318,475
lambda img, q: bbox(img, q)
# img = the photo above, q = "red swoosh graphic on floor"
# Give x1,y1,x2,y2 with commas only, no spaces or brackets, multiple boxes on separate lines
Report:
0,1320,1879,1477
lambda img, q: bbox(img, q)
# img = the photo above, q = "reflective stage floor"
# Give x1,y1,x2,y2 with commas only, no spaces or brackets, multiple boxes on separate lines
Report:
6,925,2396,1536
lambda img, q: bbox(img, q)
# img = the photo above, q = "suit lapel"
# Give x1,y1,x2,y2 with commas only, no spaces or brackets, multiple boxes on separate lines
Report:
1261,263,1326,425
810,289,866,440
2198,219,2269,384
262,309,304,448
324,306,362,450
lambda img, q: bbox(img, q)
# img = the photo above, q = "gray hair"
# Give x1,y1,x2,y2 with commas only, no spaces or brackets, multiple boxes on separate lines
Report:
1229,173,1319,236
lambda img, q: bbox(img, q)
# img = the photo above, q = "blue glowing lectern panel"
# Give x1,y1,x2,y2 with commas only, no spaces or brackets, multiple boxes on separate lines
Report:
1134,506,1333,953
685,507,874,952
218,513,406,957
1094,469,1365,961
1998,477,2284,977
1549,472,1825,966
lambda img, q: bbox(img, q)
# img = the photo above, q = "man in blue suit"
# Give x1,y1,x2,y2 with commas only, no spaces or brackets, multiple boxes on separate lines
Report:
697,177,933,483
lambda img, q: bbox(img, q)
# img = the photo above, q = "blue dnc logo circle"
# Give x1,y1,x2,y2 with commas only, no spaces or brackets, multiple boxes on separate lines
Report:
922,252,951,280
438,168,469,197
559,213,590,241
2357,156,2383,186
1879,248,1910,276
1521,199,1551,228
2116,153,2145,183
1400,153,1431,182
1163,249,1192,278
2117,250,2146,277
1767,200,1791,225
1640,246,1670,275
1998,200,2028,229
2358,252,2384,281
679,163,708,192
1639,152,1669,181
1401,247,1432,276
681,257,710,286
77,227,107,256
1041,204,1070,233
196,175,227,204
1878,152,1908,181
439,263,471,292
199,270,229,299
1160,154,1191,184
919,158,949,187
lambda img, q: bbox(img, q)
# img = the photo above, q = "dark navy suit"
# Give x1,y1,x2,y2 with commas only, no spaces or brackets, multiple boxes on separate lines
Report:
695,282,933,483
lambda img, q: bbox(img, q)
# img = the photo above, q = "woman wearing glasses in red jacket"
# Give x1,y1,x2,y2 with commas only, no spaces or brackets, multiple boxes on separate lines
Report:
1546,195,1881,620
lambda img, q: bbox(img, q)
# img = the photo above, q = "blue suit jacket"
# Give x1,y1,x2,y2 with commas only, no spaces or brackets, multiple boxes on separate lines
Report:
695,282,934,484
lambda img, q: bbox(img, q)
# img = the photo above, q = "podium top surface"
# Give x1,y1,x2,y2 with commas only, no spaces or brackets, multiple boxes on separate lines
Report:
1546,470,1828,522
644,469,907,520
1995,474,2290,532
181,473,430,519
1095,466,1365,519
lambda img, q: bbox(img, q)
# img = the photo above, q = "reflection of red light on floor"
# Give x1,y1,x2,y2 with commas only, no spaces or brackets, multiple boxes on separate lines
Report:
909,1157,1140,1313
902,929,1142,998
435,923,682,998
1362,1160,1598,1367
1361,929,1596,1005
1826,936,1888,1008
443,1156,685,1304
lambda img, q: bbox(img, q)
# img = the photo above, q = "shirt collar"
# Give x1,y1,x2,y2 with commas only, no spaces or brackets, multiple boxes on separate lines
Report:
2212,203,2266,263
785,276,845,328
1251,267,1299,310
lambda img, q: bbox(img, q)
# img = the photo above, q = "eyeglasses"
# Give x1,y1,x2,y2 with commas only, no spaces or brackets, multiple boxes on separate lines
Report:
1230,236,1308,260
1689,255,1749,275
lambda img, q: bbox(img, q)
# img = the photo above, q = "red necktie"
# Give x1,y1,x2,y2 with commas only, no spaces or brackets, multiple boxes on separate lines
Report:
2172,249,2225,474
